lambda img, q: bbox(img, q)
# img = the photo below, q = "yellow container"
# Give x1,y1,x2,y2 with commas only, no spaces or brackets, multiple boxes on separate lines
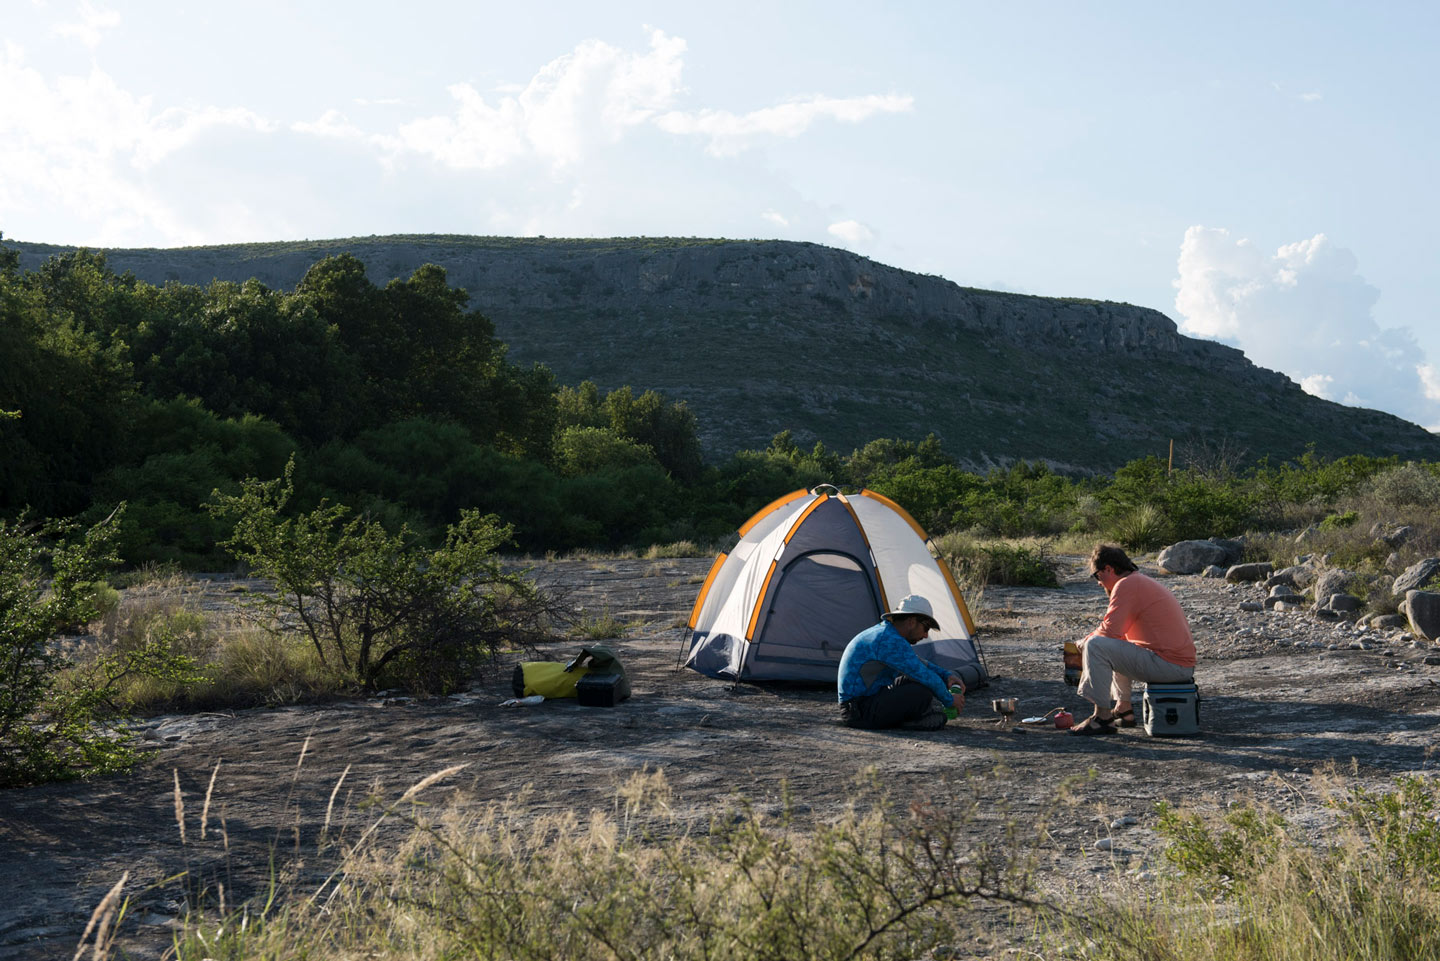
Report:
1062,641,1082,687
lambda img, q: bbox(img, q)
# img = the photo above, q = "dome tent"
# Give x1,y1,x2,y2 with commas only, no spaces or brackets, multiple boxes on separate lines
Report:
683,486,987,689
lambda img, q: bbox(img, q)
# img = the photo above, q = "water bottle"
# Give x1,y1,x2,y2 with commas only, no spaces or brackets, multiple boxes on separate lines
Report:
944,684,964,720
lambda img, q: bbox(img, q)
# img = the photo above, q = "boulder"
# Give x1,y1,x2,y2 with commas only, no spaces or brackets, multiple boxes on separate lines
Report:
1158,540,1231,574
1393,558,1440,596
1295,526,1320,545
1268,564,1319,591
1265,568,1298,590
1370,613,1408,629
1201,564,1227,578
1208,537,1246,566
1312,569,1354,601
1380,525,1415,548
1265,585,1302,610
1323,593,1363,613
1404,590,1440,642
1226,562,1273,583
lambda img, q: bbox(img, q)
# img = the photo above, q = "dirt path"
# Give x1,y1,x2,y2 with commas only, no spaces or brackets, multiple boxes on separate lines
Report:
3,556,1438,959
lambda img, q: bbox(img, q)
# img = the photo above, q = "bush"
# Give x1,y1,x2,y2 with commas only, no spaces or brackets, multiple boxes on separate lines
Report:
1360,461,1440,509
1062,779,1440,960
207,459,556,693
164,769,1040,961
0,510,201,786
936,535,1060,588
1106,503,1168,550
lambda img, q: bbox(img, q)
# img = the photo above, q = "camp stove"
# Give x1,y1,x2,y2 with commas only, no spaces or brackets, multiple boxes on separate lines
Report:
991,697,1017,730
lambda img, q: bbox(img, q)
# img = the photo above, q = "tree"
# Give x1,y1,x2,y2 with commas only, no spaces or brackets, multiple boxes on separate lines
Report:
208,461,553,692
0,257,137,515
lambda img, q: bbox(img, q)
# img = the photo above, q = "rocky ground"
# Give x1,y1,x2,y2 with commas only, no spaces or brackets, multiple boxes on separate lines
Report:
2,555,1439,960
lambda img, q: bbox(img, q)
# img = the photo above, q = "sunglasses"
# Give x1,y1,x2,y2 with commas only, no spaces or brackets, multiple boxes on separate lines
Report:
1091,569,1104,581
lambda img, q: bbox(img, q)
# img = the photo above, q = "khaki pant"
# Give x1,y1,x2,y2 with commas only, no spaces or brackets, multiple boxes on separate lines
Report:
1077,635,1193,709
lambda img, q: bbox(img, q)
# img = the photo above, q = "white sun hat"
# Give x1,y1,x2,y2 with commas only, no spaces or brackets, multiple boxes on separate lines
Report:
882,594,939,632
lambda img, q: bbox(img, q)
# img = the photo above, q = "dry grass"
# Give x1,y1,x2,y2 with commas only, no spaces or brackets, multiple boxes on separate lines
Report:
138,767,1047,961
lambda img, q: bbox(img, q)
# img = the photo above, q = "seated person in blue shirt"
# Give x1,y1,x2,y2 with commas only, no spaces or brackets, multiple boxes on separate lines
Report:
837,594,966,730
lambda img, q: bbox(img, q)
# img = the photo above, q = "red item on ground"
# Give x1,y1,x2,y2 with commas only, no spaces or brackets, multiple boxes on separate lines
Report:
1054,710,1074,730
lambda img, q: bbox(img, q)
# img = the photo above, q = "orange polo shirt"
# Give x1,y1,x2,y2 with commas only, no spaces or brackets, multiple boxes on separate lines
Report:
1095,572,1196,668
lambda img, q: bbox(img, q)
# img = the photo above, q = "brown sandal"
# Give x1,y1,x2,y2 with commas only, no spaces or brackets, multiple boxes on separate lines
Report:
1068,715,1118,736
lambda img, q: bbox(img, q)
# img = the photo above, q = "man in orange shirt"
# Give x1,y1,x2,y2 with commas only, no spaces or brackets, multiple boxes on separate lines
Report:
1070,544,1196,735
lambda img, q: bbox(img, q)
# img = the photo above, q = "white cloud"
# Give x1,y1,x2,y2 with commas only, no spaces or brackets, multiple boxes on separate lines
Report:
52,0,119,49
388,30,911,169
0,25,909,247
654,93,914,157
1300,373,1334,399
827,220,874,246
1419,365,1440,402
291,109,366,141
393,28,687,170
0,42,272,244
1174,225,1440,428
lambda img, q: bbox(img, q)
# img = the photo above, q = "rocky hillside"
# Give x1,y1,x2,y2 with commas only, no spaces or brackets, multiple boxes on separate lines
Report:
12,235,1440,471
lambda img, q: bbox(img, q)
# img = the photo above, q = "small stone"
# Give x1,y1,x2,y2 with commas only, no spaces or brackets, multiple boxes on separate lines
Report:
1425,655,1440,666
1109,816,1138,829
1094,838,1114,851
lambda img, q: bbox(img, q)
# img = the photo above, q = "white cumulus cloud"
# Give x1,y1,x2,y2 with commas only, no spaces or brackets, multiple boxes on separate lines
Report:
388,30,911,169
827,220,874,247
1174,225,1440,429
1419,365,1440,402
654,93,913,157
393,28,688,170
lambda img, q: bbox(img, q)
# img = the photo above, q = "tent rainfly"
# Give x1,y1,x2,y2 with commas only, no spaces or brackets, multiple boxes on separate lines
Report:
683,485,987,690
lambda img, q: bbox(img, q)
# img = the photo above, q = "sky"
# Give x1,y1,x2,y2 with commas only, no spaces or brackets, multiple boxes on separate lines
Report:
4,1,1439,431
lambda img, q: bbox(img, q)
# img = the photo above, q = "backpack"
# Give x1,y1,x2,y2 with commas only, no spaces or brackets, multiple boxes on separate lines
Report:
511,645,632,700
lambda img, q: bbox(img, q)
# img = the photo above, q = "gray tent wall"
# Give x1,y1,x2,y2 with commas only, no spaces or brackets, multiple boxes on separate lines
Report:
685,487,988,689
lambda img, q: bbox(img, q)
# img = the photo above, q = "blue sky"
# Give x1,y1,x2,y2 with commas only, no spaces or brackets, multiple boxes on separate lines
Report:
4,1,1438,430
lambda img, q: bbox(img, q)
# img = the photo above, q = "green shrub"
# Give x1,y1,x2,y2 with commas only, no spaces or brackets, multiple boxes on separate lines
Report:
1361,462,1440,509
936,536,1059,588
1,510,202,786
1319,509,1359,530
207,459,555,693
1106,503,1168,550
1063,779,1440,960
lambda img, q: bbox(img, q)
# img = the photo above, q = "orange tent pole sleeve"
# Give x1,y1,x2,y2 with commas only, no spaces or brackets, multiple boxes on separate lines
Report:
745,560,779,640
744,493,829,640
686,552,729,630
939,556,976,635
737,489,809,537
860,489,973,634
857,489,929,540
783,493,829,543
836,491,888,611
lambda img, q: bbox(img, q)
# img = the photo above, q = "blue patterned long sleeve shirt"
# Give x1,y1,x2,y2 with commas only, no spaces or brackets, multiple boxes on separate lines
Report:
836,620,952,703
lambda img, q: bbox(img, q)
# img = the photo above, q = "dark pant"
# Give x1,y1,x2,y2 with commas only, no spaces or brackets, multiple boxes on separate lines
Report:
840,678,936,729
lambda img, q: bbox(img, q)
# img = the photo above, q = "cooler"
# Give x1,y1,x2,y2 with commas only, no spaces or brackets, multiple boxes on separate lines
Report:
1142,682,1200,737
